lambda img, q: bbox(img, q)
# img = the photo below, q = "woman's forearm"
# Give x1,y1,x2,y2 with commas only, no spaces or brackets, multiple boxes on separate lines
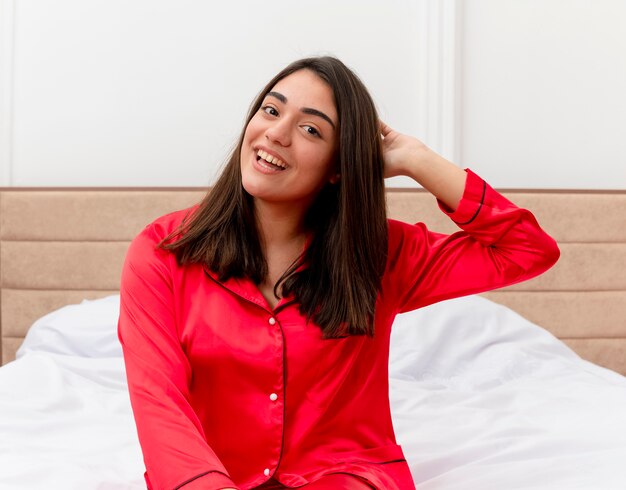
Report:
402,147,467,212
380,121,467,211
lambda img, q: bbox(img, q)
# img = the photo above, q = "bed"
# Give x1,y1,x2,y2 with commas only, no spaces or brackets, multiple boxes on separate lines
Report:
0,187,625,489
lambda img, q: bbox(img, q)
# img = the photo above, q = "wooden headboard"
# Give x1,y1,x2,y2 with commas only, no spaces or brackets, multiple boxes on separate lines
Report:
1,188,625,375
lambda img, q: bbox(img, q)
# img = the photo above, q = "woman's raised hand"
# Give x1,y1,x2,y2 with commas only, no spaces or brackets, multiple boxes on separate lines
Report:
379,120,466,211
379,120,430,179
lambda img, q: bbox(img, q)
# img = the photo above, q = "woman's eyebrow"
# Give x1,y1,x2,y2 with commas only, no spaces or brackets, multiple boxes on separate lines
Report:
267,91,287,104
266,91,336,130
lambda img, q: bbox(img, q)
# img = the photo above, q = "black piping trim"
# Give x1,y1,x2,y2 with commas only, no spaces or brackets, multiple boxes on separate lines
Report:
375,458,406,465
173,470,224,489
276,316,288,480
274,299,297,315
455,179,486,226
202,269,287,481
325,462,408,490
325,472,377,489
332,458,407,466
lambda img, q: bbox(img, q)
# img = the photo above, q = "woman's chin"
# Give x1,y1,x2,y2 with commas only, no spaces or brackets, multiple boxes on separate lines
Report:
241,178,275,202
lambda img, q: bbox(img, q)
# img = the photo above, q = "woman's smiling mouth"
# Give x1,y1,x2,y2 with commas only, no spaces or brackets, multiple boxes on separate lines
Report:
254,148,287,172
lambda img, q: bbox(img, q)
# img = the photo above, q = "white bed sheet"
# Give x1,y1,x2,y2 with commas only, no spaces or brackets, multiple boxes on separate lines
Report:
1,295,625,489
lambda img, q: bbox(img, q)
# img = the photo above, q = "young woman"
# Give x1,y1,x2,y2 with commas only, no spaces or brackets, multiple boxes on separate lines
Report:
118,57,559,490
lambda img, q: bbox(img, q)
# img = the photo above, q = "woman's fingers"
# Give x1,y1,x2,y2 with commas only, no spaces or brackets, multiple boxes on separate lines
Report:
379,120,393,138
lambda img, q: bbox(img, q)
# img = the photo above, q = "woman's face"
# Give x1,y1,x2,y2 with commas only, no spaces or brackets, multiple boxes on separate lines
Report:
240,69,339,210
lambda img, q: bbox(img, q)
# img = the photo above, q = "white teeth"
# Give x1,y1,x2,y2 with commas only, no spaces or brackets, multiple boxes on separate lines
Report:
256,149,285,168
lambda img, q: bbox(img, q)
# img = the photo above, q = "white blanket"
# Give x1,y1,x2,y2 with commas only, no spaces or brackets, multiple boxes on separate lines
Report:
1,295,625,489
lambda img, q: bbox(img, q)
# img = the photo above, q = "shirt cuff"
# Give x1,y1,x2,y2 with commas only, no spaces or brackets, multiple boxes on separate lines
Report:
437,168,486,225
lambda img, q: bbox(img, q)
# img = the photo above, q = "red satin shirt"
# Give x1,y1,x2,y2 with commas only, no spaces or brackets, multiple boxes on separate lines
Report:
118,170,559,490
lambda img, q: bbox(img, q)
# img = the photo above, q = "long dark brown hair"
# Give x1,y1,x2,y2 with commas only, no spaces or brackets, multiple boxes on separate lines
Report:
162,56,388,338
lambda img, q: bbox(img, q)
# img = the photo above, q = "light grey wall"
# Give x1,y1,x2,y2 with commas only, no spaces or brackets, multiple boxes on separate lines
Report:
460,0,626,189
1,0,624,188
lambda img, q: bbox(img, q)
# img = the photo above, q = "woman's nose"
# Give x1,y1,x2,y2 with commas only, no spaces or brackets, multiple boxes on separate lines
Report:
265,118,291,146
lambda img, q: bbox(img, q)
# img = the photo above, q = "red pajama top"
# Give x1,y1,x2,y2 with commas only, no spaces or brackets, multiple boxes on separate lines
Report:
118,170,560,490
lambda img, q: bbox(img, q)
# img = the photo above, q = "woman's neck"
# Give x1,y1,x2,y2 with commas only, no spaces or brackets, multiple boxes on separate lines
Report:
254,199,307,247
253,200,309,309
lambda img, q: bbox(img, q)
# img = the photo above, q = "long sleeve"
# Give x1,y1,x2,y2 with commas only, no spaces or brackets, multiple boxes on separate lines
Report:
118,222,237,490
385,169,560,313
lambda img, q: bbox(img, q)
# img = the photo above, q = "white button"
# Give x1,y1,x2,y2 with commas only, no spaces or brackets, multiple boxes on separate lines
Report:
269,393,278,401
263,468,270,477
268,317,276,325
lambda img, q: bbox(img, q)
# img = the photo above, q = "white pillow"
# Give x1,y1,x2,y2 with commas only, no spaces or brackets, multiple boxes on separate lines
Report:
17,295,121,359
389,295,582,388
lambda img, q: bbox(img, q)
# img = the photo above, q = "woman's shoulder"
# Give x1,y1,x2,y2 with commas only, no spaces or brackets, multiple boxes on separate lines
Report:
123,205,200,271
384,218,434,270
140,205,199,239
386,218,429,241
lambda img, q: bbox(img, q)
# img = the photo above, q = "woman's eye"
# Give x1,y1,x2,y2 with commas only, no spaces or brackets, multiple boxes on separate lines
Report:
303,125,320,137
262,106,278,116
